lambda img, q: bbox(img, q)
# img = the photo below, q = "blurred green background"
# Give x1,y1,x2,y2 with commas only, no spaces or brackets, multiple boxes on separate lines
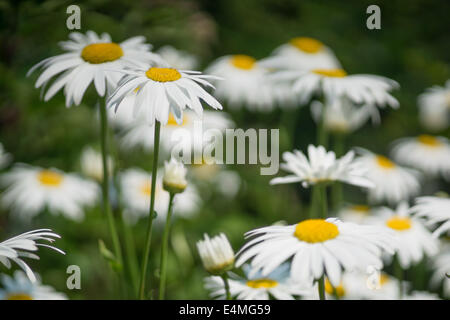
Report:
0,0,449,299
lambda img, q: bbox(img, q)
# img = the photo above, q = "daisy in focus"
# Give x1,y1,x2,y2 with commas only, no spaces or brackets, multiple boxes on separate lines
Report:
418,80,450,131
368,202,438,269
156,45,199,70
197,233,235,275
411,196,450,237
270,145,374,189
28,30,163,106
0,229,64,282
205,55,280,111
391,135,450,180
274,67,399,107
80,146,114,182
205,263,311,300
260,37,341,71
117,110,233,153
338,204,372,224
0,164,100,221
355,149,420,204
0,143,12,169
107,65,222,126
119,168,201,224
236,218,395,287
0,271,67,300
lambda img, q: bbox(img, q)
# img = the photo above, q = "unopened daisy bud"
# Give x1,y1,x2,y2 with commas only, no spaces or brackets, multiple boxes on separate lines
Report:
163,158,187,194
197,233,235,275
80,147,113,182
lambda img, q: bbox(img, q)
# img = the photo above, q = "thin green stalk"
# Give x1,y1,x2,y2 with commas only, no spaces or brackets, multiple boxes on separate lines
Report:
139,120,161,300
318,276,326,300
310,185,321,218
319,184,328,219
122,219,140,295
158,192,175,300
316,103,328,147
395,256,404,299
99,100,122,267
221,273,231,300
331,133,345,211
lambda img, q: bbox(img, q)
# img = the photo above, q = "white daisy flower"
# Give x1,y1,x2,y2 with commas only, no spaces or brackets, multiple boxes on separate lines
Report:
367,202,438,269
260,37,341,71
117,110,233,153
404,291,441,300
310,97,380,134
355,149,420,204
0,271,67,300
107,65,222,126
0,143,12,169
205,55,281,111
270,145,374,189
274,68,399,108
338,204,373,224
0,229,64,282
205,263,311,300
80,146,114,182
197,233,235,275
418,80,450,131
119,168,200,224
28,30,163,107
0,164,100,221
156,45,199,70
236,218,395,287
163,157,187,194
391,135,450,180
411,196,450,237
430,245,450,298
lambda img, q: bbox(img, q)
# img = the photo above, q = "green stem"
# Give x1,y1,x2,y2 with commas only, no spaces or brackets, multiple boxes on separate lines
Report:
122,219,140,295
318,276,326,300
99,99,122,267
316,103,328,147
158,192,175,300
319,184,328,219
139,120,161,300
311,185,321,218
395,256,404,299
221,273,231,300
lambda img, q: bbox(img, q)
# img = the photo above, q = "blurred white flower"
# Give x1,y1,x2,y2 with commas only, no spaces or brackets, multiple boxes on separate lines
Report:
119,168,200,224
0,143,12,169
273,68,399,108
0,229,64,282
270,145,374,189
107,65,222,126
411,196,450,237
197,233,234,275
260,37,341,71
430,245,450,298
236,218,395,287
157,45,199,70
367,202,438,269
355,149,420,204
0,164,100,221
310,97,380,134
404,291,441,300
0,271,67,300
391,135,450,180
163,158,187,194
418,80,450,131
338,204,372,224
206,55,283,111
28,31,163,106
80,147,114,182
205,263,311,300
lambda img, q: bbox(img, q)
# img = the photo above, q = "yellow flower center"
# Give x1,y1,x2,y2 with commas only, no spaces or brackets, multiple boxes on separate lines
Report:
140,182,152,196
145,67,181,82
81,43,123,64
417,135,441,147
294,219,339,243
351,205,370,214
246,279,278,289
312,69,347,78
166,113,188,126
290,37,324,53
376,155,396,169
386,216,412,231
379,273,390,286
325,279,345,298
6,293,33,300
231,55,256,70
37,170,63,187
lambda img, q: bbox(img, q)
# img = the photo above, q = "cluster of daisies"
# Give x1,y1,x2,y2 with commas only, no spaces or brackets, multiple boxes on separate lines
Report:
194,37,450,300
0,30,449,300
